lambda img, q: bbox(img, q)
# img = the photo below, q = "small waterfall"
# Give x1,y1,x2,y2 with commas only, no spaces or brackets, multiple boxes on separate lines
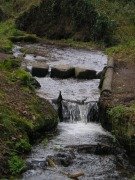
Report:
62,100,98,123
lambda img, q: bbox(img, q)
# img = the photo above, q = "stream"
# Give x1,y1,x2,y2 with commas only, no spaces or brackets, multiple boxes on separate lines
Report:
13,44,133,180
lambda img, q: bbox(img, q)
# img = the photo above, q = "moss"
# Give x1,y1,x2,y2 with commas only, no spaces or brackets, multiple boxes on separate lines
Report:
107,105,135,151
0,20,20,52
0,20,38,53
0,56,58,177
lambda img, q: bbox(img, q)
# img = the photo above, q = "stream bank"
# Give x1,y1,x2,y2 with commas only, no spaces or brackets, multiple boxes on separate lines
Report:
13,43,135,179
99,60,135,160
0,54,58,177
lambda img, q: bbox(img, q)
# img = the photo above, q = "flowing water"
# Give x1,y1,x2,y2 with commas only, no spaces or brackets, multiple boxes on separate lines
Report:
13,44,133,180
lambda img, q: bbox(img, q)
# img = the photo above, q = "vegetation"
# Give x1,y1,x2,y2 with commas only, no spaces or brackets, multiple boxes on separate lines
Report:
107,105,135,151
8,154,26,175
15,0,116,46
0,20,38,53
0,58,58,176
0,0,135,177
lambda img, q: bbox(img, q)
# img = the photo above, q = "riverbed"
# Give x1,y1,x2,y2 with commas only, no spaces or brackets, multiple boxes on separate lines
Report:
13,44,132,180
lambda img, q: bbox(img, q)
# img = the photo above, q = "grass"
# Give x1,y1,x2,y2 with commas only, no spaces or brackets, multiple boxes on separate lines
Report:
0,58,58,176
0,20,38,53
8,154,26,175
107,104,135,151
0,20,21,52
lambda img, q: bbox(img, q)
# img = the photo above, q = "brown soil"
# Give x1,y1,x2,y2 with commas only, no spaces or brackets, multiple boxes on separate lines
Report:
100,60,135,153
110,61,135,107
0,52,10,60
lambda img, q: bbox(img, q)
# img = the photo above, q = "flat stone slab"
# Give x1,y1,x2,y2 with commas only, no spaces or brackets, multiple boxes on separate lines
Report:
32,64,49,77
50,65,75,79
75,67,96,79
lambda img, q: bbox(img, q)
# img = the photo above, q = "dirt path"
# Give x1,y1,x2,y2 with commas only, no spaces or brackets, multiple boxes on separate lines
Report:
111,61,135,107
100,60,135,158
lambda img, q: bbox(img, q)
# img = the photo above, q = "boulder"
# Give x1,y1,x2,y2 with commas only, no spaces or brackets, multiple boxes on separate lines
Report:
50,65,75,79
31,64,49,77
75,67,96,79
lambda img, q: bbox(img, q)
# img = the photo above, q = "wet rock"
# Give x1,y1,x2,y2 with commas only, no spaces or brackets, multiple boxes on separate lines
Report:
46,150,75,167
50,65,75,79
32,64,49,77
31,78,41,88
27,159,47,170
57,91,63,121
87,103,99,122
75,67,96,79
66,143,122,155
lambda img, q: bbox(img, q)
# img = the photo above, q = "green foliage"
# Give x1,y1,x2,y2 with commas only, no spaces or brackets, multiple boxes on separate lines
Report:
15,139,31,152
107,105,135,149
8,154,26,175
131,175,135,180
10,34,38,43
0,0,40,17
0,20,37,52
106,40,135,63
11,69,40,89
0,8,7,21
107,105,126,123
0,20,22,52
16,0,116,45
0,58,20,70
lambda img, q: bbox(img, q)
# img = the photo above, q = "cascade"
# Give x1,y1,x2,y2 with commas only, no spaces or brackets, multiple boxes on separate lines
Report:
62,100,98,123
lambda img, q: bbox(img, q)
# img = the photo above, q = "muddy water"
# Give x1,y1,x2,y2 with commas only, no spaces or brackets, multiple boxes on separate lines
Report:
13,44,131,179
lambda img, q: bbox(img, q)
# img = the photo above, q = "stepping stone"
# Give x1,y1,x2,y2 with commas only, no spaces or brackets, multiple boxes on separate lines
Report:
75,67,96,79
50,65,75,79
31,64,49,77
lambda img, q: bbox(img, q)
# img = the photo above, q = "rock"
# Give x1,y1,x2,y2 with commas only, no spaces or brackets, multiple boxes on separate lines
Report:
50,65,75,79
57,91,63,121
97,66,107,80
66,143,120,155
46,150,75,167
31,78,41,88
32,64,49,77
27,159,47,170
75,67,96,79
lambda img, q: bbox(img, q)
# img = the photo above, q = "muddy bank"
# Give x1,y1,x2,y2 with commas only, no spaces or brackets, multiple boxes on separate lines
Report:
99,60,135,156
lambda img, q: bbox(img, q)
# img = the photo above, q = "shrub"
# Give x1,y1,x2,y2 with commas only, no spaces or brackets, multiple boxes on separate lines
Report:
16,0,116,45
15,139,31,153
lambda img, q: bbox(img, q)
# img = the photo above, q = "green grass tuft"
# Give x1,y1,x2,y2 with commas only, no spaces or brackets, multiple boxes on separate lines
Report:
8,154,26,175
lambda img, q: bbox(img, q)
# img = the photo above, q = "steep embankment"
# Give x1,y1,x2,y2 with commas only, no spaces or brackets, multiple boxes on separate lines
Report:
0,56,58,177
